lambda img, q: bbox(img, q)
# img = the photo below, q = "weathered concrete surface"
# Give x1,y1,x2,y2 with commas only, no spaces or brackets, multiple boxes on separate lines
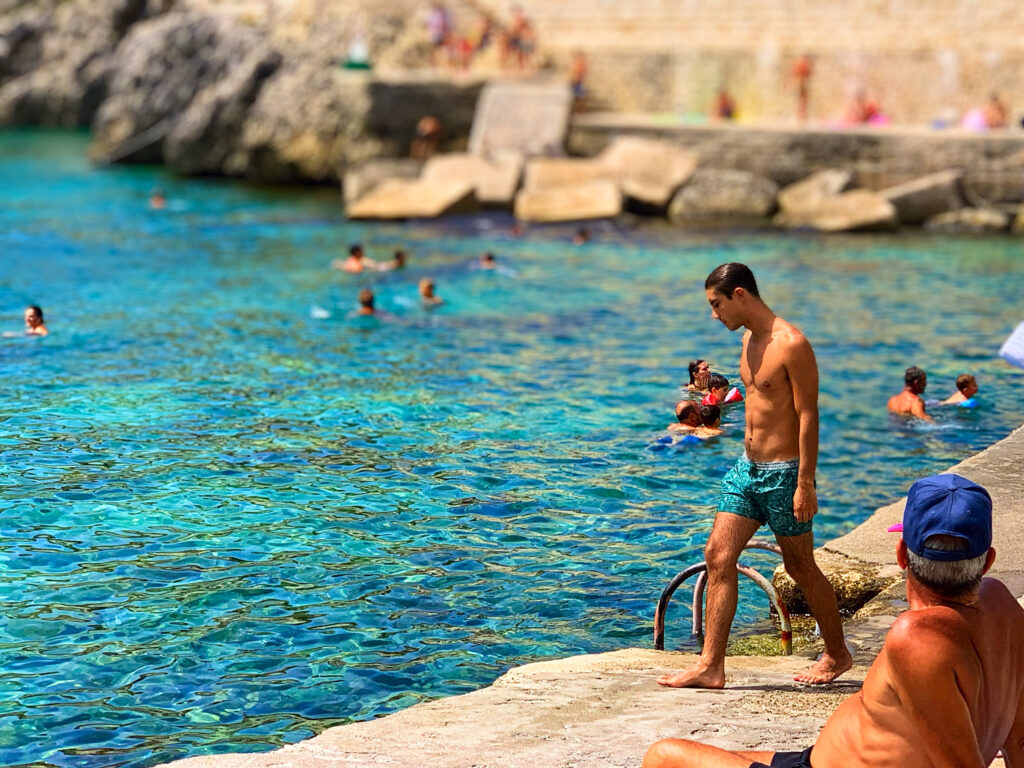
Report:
342,158,423,206
421,152,523,207
468,80,572,158
514,179,622,222
156,425,1024,768
346,179,477,220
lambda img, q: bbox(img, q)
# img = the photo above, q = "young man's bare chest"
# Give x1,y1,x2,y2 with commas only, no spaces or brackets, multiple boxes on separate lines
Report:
740,336,791,400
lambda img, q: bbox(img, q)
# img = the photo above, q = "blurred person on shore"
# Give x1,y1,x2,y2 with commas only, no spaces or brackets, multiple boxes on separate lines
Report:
983,93,1008,129
714,88,736,122
569,50,588,111
426,1,452,67
410,115,443,160
792,54,813,123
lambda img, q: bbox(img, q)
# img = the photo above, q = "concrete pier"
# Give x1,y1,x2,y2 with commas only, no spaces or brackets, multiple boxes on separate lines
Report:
156,424,1024,768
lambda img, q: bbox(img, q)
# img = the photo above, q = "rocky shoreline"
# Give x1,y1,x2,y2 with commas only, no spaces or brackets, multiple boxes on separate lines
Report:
151,425,1024,768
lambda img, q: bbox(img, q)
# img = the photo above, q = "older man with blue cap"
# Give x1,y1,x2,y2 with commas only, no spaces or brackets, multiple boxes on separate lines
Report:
643,473,1024,768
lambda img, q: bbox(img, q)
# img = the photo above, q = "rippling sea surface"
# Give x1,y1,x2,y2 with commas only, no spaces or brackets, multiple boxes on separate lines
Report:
2,130,1022,767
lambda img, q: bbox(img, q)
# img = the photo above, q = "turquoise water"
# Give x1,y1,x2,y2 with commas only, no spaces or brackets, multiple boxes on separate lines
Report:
2,130,1023,767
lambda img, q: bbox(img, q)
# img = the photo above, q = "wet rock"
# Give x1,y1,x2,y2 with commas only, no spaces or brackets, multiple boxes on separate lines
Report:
0,0,151,127
347,178,478,220
421,152,523,207
514,179,622,222
777,168,853,214
773,190,899,232
164,48,283,177
880,169,964,226
90,11,262,163
923,207,1010,233
343,158,423,206
773,561,887,616
599,135,698,211
668,168,779,221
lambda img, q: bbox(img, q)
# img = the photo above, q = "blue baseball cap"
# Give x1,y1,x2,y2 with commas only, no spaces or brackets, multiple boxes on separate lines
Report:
902,474,992,561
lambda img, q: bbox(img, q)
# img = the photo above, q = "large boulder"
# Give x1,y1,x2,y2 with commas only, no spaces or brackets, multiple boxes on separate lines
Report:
90,11,262,163
668,168,779,221
343,158,423,206
513,179,622,222
923,208,1010,233
164,47,283,177
879,170,964,226
777,169,854,215
598,136,698,211
773,561,887,616
347,178,478,220
773,190,899,232
421,152,523,207
522,157,611,190
0,0,150,127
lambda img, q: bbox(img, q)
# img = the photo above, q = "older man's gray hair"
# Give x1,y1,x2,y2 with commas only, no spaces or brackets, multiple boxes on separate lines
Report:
906,534,987,597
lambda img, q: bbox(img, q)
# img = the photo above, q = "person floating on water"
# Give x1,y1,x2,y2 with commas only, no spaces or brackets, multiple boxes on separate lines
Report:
377,249,407,271
5,305,49,337
572,226,590,246
701,373,743,406
333,243,377,274
942,373,979,406
658,263,851,688
149,187,166,210
686,359,711,393
419,277,443,307
644,473,1024,768
887,365,933,421
479,252,497,270
694,404,723,439
668,400,701,432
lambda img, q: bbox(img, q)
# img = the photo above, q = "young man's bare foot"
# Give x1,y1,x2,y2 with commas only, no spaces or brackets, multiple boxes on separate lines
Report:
656,664,725,689
793,649,853,684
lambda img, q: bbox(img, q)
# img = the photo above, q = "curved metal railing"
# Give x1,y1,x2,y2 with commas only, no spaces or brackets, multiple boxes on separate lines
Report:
654,539,792,655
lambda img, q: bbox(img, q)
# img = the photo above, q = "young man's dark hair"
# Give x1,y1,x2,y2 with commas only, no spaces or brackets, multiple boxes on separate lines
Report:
905,366,927,389
704,262,760,299
707,373,729,391
699,404,721,428
28,305,43,322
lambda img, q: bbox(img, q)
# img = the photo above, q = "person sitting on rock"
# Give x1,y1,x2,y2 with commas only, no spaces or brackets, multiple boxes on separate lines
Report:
410,115,443,161
942,373,979,406
643,473,1024,768
887,365,932,420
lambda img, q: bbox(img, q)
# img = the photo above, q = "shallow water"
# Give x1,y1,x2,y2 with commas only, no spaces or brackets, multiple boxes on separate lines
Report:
1,130,1022,767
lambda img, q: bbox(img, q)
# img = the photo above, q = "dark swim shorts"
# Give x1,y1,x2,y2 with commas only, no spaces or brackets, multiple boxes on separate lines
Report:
749,746,813,768
716,454,813,538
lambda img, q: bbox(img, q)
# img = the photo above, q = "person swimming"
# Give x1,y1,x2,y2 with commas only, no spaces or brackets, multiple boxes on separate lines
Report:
942,373,979,405
5,305,49,338
419,277,443,307
887,365,933,420
700,374,743,406
668,400,701,432
377,249,407,271
149,187,166,210
694,403,724,438
333,244,377,273
356,288,376,316
479,252,497,270
686,359,710,392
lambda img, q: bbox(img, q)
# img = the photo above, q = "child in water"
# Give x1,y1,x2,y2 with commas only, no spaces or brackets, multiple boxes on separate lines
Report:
942,373,979,405
695,404,724,439
701,374,743,406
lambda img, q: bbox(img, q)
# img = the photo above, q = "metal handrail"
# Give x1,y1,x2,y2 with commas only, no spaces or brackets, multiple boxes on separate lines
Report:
654,539,792,655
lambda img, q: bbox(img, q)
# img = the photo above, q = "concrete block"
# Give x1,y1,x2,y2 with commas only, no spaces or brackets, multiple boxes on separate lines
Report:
347,178,478,220
598,135,698,210
880,169,964,226
777,169,854,214
513,179,622,222
421,152,523,207
773,190,899,232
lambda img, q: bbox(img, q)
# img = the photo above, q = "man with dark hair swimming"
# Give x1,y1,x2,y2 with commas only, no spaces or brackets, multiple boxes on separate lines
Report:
658,262,851,688
644,473,1024,768
887,366,932,421
668,400,701,432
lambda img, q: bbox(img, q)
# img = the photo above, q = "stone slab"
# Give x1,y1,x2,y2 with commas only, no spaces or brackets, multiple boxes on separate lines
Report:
522,157,612,190
421,152,523,207
879,169,964,225
923,207,1010,233
514,179,622,222
346,178,477,219
773,189,899,232
468,80,573,158
342,158,423,205
776,169,853,215
598,135,698,210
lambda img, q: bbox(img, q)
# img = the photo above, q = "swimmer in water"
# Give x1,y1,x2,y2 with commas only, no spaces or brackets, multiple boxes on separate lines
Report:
695,404,724,438
887,365,933,421
572,226,590,246
377,249,407,271
149,187,166,210
333,244,376,274
942,373,979,405
5,305,49,337
701,374,730,406
356,288,376,316
419,277,443,307
479,252,497,270
686,359,711,392
668,400,701,432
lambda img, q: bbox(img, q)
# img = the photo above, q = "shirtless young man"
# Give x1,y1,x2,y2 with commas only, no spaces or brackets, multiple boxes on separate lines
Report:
658,263,851,689
644,473,1024,768
887,366,933,421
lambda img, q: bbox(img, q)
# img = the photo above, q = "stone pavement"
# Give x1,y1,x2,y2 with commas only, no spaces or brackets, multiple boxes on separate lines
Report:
158,425,1024,768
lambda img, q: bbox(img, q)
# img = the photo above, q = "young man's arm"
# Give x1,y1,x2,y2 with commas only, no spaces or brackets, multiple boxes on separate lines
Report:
787,335,819,522
886,617,987,768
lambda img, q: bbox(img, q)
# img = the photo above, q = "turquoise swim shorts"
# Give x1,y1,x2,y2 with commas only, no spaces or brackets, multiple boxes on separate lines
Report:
716,454,813,538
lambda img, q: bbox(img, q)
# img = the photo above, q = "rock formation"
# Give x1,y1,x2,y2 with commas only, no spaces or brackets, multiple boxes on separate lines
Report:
669,168,778,221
